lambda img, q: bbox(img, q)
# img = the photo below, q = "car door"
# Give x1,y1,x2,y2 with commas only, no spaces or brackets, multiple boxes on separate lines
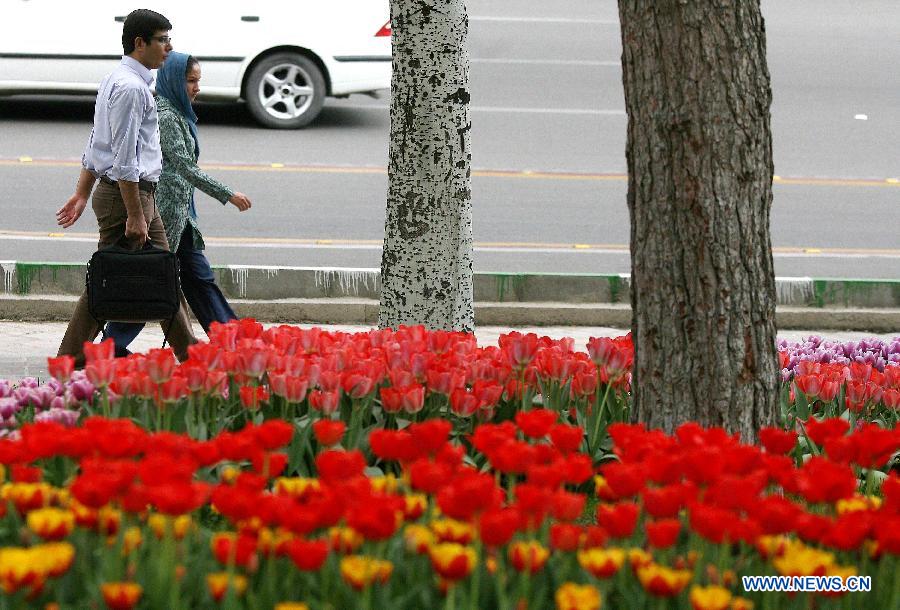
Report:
1,0,122,92
155,1,260,97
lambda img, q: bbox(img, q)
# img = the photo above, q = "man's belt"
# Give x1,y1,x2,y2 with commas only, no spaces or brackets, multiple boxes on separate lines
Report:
99,175,157,194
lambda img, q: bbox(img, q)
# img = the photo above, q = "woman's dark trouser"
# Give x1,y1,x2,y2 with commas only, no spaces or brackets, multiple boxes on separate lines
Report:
106,229,237,350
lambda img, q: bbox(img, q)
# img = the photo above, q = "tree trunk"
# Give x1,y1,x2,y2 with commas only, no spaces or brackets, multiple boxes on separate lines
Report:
618,0,779,441
379,0,474,332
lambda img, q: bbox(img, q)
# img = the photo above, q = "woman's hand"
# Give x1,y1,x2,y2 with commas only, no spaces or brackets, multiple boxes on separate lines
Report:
229,192,252,211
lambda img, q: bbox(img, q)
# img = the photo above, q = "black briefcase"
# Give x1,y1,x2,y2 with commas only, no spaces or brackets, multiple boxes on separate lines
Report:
86,239,181,323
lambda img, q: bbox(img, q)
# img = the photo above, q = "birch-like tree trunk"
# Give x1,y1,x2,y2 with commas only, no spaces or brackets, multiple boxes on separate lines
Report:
379,0,474,332
618,0,779,441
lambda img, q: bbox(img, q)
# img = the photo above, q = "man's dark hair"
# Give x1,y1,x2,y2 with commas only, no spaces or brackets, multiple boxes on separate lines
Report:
122,9,172,55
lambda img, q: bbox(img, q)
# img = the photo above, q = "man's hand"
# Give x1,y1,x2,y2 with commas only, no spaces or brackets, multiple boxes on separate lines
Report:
57,168,97,228
117,180,147,247
229,192,252,211
124,214,149,246
56,194,88,228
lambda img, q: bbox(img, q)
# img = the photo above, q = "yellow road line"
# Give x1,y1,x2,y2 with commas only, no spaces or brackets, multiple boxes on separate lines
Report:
1,158,897,187
2,230,899,256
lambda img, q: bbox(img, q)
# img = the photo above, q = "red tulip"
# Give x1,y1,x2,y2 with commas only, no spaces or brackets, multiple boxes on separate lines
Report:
883,387,900,409
550,523,583,552
436,471,501,520
641,484,690,519
252,420,295,450
409,420,452,455
157,377,189,404
380,384,425,414
145,348,177,383
85,358,117,387
179,361,207,393
269,374,309,403
597,502,640,539
823,513,872,551
794,373,821,398
251,452,287,478
313,420,346,447
236,347,270,379
346,493,403,540
501,331,540,368
470,422,517,455
316,449,366,484
84,338,115,363
204,371,228,397
341,372,376,399
600,462,646,499
549,423,584,453
758,427,797,455
804,417,850,446
795,457,857,504
369,429,419,462
47,355,75,382
239,385,269,410
645,518,681,549
211,532,257,568
284,538,329,571
515,409,558,439
409,458,453,494
551,490,586,522
851,424,899,468
426,367,466,395
309,389,340,415
479,507,522,547
449,388,479,417
688,502,736,544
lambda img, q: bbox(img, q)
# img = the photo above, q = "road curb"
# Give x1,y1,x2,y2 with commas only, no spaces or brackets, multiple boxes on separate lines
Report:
2,294,899,332
1,263,898,331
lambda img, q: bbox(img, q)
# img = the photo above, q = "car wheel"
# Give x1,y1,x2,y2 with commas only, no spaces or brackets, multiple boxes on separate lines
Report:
245,53,326,129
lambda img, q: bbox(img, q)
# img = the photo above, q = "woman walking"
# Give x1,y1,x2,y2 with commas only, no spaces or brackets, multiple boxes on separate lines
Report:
106,51,252,353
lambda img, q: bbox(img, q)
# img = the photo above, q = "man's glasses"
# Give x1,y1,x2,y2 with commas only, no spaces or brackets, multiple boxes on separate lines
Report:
150,35,172,45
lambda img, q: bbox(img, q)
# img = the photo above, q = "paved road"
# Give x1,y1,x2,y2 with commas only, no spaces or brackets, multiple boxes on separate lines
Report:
0,0,897,277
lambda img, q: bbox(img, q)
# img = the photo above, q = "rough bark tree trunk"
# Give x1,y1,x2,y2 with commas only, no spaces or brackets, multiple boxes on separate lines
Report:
617,0,779,441
379,0,474,332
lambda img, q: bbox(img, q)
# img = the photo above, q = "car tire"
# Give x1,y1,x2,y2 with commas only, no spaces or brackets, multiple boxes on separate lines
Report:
244,53,326,129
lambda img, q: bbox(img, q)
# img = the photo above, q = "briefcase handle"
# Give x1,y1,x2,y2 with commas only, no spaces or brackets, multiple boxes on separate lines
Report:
112,236,164,252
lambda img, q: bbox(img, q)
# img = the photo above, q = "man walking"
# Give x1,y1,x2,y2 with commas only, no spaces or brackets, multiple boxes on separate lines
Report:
55,9,196,364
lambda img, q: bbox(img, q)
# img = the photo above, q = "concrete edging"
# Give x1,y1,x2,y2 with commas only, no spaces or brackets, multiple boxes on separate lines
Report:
1,262,898,330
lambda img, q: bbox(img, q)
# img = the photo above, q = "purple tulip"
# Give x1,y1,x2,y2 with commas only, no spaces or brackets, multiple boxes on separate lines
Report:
68,378,95,403
34,408,79,427
26,386,58,411
18,377,39,389
778,335,900,376
0,398,19,419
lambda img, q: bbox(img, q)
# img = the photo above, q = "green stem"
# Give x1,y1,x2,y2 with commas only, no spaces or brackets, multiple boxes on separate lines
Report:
590,382,613,455
795,419,820,456
519,368,528,412
864,467,876,497
887,558,899,610
469,539,482,610
445,582,456,610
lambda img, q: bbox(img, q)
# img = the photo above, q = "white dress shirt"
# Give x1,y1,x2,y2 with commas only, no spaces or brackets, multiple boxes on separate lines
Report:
82,56,162,183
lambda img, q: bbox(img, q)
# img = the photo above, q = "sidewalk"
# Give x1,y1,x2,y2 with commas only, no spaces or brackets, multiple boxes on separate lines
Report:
1,321,896,382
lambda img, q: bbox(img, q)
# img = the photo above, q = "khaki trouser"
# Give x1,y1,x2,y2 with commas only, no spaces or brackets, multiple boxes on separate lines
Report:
57,181,197,365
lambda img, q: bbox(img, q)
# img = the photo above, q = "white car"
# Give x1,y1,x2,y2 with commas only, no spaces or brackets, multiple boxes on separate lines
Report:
0,1,391,128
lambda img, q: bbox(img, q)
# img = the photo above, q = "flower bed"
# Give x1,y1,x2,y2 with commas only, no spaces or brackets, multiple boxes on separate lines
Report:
0,321,895,608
